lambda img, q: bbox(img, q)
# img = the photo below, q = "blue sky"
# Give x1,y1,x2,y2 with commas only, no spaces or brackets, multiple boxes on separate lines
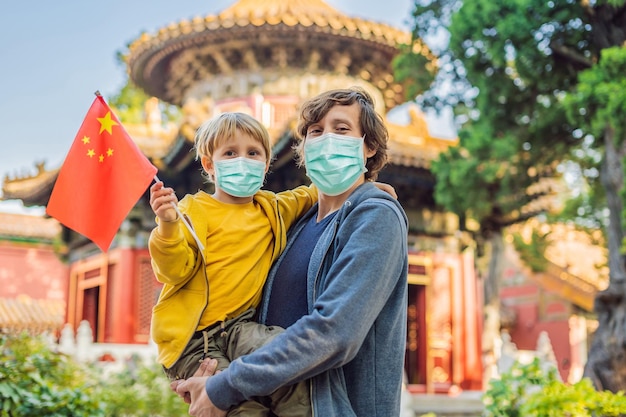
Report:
0,0,416,213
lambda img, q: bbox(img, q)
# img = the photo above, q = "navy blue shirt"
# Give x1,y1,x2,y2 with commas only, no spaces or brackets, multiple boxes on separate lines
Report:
265,210,337,328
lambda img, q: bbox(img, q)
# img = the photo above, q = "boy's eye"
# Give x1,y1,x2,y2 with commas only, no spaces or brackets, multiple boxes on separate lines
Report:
224,150,236,156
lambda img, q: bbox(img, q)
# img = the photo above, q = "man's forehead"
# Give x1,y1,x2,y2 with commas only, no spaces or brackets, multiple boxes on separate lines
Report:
317,103,360,123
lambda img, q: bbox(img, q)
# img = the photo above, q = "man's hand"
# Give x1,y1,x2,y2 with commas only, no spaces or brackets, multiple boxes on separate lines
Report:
195,358,220,377
177,376,228,417
170,359,219,404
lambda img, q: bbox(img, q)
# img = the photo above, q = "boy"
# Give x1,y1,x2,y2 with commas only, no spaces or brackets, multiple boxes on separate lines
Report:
149,112,315,416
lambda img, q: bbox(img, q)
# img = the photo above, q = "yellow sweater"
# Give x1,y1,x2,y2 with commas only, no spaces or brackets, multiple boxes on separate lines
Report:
149,186,317,368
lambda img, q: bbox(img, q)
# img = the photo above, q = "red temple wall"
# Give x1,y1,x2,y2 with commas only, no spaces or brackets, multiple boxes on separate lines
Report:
0,241,68,302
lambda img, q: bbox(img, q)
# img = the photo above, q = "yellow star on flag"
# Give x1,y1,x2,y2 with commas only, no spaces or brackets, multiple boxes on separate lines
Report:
97,111,119,135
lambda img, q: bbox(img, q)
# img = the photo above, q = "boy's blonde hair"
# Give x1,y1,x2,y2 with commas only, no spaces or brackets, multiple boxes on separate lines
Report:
194,112,272,167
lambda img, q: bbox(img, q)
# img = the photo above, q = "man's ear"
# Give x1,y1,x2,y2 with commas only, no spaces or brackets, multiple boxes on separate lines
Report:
365,145,377,159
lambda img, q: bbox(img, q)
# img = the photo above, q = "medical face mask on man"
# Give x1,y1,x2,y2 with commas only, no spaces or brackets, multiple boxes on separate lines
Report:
304,133,367,196
213,157,266,198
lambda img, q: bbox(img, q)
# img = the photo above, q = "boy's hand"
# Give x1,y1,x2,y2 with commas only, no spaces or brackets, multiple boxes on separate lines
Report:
150,181,178,222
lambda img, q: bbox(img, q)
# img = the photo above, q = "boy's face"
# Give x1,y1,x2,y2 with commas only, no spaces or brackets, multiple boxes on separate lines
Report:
201,129,269,202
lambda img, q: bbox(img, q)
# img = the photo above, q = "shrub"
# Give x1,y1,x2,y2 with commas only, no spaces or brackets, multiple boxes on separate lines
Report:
484,358,626,417
0,332,103,417
521,378,626,417
95,355,188,417
0,332,188,417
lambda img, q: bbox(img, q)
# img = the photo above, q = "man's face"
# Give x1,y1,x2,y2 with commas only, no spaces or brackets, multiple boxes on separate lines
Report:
304,104,375,161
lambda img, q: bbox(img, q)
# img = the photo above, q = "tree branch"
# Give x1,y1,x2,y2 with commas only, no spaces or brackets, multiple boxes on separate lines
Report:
549,42,594,69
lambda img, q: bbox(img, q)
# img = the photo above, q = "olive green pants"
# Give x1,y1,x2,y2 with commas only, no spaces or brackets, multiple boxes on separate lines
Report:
164,309,311,417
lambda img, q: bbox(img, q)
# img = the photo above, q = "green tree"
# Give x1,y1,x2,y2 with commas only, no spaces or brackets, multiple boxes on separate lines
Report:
108,81,181,126
109,51,180,125
400,0,626,391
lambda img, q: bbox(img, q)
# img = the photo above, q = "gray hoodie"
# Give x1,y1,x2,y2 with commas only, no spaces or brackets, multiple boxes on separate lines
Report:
206,182,409,416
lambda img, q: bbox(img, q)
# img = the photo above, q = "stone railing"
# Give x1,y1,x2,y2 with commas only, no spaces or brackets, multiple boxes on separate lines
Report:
56,320,156,375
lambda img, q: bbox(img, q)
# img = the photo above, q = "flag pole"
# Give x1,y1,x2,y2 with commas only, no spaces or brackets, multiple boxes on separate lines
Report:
153,175,205,253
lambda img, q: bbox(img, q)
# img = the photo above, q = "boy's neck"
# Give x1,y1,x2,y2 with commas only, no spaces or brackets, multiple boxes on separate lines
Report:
212,188,254,204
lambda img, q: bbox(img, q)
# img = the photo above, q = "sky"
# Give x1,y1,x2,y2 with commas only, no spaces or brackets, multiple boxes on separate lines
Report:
0,0,418,213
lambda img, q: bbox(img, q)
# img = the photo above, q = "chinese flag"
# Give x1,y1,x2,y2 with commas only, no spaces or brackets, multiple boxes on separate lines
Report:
47,94,157,252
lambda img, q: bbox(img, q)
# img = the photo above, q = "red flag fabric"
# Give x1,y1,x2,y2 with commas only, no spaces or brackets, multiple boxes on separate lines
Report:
47,95,157,252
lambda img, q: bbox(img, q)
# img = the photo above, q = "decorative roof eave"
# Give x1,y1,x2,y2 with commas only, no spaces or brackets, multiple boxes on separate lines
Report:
2,165,59,206
386,105,458,169
128,10,412,59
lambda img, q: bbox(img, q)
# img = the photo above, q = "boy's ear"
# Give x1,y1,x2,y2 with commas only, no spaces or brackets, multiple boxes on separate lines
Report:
201,156,214,177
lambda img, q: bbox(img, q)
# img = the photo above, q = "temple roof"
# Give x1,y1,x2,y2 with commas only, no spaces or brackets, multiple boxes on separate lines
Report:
127,0,434,109
2,0,449,206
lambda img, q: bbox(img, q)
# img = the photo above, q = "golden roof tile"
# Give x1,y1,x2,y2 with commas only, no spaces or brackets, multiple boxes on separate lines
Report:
0,212,61,241
0,296,65,334
129,0,412,55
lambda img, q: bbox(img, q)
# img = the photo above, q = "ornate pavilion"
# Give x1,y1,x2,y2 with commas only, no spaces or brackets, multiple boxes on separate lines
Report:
1,0,484,394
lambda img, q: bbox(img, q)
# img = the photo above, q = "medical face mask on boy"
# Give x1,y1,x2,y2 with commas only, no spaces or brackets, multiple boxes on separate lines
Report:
213,157,266,198
304,133,367,196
